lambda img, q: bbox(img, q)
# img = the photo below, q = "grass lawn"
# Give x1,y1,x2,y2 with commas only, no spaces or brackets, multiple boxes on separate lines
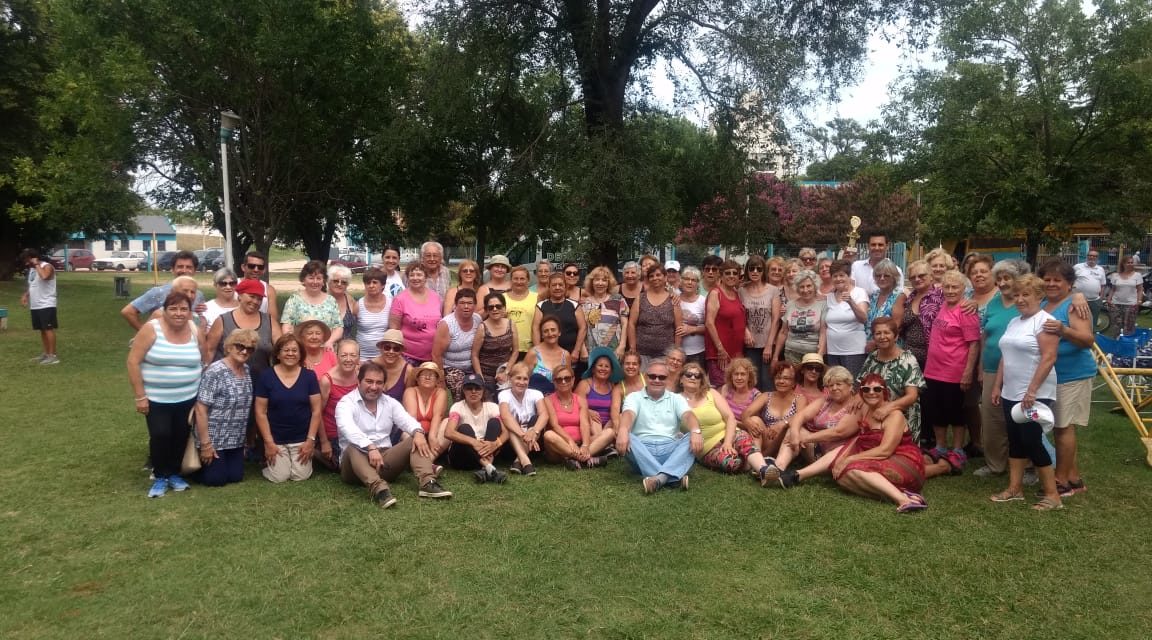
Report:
2,273,1152,639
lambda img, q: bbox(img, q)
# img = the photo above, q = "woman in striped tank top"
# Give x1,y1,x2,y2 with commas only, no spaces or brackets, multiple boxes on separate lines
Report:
127,292,203,498
576,347,623,447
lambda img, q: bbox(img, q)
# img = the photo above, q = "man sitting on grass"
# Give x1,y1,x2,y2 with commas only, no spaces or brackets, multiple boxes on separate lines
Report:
336,361,452,508
616,359,702,493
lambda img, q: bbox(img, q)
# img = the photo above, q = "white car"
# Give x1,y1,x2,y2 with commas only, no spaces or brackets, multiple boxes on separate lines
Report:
93,251,149,271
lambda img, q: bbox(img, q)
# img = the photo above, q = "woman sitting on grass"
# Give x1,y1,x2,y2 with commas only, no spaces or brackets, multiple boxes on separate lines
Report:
719,358,760,428
767,365,856,483
194,328,258,486
741,361,807,458
680,361,773,482
254,334,322,483
316,340,361,471
543,364,614,470
499,363,548,476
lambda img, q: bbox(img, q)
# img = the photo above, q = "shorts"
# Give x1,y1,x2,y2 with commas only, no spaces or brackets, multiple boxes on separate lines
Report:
1054,378,1092,428
31,307,58,330
922,378,967,429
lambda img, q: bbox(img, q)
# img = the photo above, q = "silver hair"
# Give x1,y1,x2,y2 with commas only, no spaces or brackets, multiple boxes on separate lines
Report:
327,264,352,281
871,258,900,281
645,358,668,372
213,267,236,284
991,259,1022,279
622,261,640,272
792,269,819,289
420,241,444,256
680,266,701,281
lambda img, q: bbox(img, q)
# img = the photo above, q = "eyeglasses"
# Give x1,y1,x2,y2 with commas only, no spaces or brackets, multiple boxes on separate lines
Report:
860,386,886,394
233,344,255,353
723,270,740,276
564,271,579,276
244,263,266,270
217,280,237,287
330,279,348,285
682,371,703,380
554,376,574,383
486,304,505,310
378,344,403,352
647,374,668,381
460,268,476,273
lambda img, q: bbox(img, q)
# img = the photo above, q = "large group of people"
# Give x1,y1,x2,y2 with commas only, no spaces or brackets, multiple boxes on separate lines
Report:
111,238,1104,514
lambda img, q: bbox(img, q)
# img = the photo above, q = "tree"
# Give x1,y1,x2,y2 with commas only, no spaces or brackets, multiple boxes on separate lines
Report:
895,0,1152,262
0,0,138,277
803,118,903,181
425,0,936,267
48,0,417,267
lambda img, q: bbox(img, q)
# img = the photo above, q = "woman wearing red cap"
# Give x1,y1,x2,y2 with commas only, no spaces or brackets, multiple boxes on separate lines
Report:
206,278,282,378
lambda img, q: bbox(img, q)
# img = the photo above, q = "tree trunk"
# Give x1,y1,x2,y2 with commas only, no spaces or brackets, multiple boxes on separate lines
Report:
1025,228,1041,268
588,238,619,271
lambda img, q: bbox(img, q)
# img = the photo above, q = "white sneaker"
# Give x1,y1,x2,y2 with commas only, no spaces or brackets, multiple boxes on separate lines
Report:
972,465,1001,478
40,355,60,365
29,353,47,363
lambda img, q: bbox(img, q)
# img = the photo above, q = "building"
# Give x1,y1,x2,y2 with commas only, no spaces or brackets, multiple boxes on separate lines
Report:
65,215,179,258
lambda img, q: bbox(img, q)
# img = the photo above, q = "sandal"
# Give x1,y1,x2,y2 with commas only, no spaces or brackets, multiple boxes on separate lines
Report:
1032,496,1064,511
990,491,1024,503
897,500,928,514
901,489,926,504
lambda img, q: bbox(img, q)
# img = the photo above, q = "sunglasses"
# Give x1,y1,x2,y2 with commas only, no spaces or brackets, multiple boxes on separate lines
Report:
746,266,763,272
244,263,266,270
703,266,720,272
801,257,816,262
554,376,574,383
564,271,579,276
860,386,886,394
647,374,668,381
682,371,703,380
803,364,824,371
460,268,476,273
486,304,504,311
233,344,255,353
723,270,740,276
330,279,348,285
378,344,403,353
217,280,237,287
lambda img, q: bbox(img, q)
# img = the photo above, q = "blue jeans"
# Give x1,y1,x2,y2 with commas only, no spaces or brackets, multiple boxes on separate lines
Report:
626,435,695,483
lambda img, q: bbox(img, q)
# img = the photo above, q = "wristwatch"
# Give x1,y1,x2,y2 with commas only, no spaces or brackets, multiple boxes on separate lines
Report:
690,429,702,434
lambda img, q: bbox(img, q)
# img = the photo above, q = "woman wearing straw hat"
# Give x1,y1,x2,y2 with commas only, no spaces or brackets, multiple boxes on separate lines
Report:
297,319,336,378
369,329,410,403
403,361,450,460
478,254,513,301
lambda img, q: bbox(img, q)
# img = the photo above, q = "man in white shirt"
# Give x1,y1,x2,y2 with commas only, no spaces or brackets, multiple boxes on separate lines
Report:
1073,249,1107,328
336,361,452,508
20,248,59,365
850,233,903,295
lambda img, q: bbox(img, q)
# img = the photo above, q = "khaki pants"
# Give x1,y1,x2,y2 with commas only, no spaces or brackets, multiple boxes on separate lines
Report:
262,442,313,483
980,379,1009,473
340,438,436,496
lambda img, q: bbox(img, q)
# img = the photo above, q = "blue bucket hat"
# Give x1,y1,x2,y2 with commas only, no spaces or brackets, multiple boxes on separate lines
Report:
583,346,624,383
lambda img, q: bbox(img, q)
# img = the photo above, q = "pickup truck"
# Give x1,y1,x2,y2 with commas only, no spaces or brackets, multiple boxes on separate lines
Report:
93,251,149,271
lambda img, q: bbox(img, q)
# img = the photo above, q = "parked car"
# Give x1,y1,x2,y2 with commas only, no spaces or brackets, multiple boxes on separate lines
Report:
330,253,368,274
205,252,228,272
48,249,96,271
194,249,224,271
93,251,149,271
155,251,179,271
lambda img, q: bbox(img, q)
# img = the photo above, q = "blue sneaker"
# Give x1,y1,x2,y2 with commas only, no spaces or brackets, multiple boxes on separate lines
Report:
148,478,169,498
167,475,190,492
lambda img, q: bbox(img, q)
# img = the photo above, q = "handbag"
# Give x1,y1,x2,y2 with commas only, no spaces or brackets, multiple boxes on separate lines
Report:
181,406,203,474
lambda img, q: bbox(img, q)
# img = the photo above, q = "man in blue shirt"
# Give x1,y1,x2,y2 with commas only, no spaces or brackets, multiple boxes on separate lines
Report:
616,359,702,493
119,250,206,330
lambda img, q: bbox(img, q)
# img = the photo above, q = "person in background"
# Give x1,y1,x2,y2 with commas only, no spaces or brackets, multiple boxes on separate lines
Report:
20,248,59,365
127,291,203,497
380,245,407,299
562,262,583,300
619,261,643,309
504,265,537,360
678,266,708,367
524,316,570,393
851,233,903,296
478,254,512,300
531,259,552,295
281,260,342,348
924,248,956,286
664,260,682,294
239,251,278,323
354,268,392,362
336,361,452,508
962,253,998,457
253,334,321,483
194,328,258,486
444,259,482,316
388,262,443,364
796,352,826,404
616,359,702,493
120,250,205,330
1072,248,1106,330
797,247,818,273
740,254,780,389
663,346,687,393
816,258,835,296
611,351,646,430
1108,254,1143,336
328,264,358,341
202,268,240,333
316,339,361,470
701,255,724,291
419,241,451,300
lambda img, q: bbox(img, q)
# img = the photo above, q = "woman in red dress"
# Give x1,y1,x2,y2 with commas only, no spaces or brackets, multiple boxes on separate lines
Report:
704,259,746,386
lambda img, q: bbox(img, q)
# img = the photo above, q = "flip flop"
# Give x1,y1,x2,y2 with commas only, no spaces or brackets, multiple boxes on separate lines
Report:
1032,496,1064,511
901,489,926,504
897,500,928,514
990,491,1024,503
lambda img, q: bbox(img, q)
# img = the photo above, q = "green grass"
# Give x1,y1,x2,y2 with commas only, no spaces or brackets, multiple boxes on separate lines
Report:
2,273,1152,638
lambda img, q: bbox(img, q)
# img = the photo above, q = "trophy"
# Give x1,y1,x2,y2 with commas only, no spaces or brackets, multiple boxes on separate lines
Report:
845,216,862,258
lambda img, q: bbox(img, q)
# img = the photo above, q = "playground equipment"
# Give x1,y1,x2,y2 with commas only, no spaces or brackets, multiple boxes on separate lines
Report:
1093,332,1152,466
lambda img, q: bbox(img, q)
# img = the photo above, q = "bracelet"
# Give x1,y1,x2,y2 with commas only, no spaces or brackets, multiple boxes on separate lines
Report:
135,396,148,401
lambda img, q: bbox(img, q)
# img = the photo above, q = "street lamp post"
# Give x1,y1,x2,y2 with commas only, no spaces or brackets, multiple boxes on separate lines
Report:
219,110,241,271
